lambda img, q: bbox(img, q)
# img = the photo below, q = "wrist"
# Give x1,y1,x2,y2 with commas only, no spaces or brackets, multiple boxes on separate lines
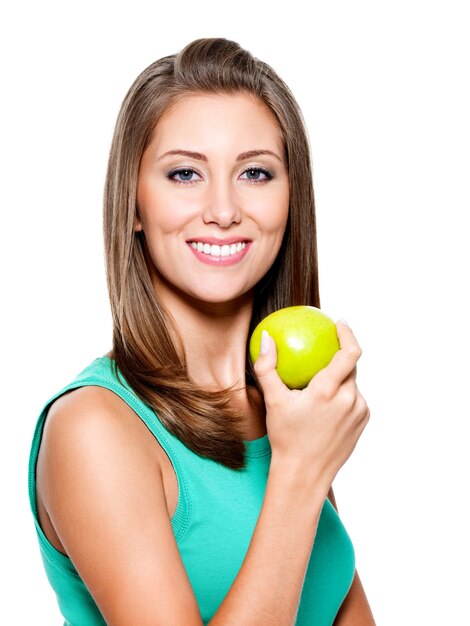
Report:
268,453,331,504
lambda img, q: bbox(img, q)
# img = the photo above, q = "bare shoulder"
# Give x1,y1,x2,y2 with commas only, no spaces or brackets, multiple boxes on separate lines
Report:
43,384,127,430
44,384,148,434
41,385,161,464
36,385,163,529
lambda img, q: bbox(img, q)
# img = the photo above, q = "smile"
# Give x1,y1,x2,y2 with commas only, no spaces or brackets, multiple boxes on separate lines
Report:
187,240,251,266
189,241,246,257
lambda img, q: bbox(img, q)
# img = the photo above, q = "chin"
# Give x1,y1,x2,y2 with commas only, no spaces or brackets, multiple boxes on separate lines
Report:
151,267,254,308
188,285,253,307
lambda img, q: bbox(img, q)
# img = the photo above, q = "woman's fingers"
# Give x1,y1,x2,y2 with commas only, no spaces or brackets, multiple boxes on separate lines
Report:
254,321,363,408
308,321,362,394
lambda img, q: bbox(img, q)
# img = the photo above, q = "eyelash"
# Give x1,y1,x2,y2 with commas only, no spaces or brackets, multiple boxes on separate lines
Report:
166,166,274,185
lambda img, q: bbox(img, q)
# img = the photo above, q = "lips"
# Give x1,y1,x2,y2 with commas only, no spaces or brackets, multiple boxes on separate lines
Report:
186,237,252,265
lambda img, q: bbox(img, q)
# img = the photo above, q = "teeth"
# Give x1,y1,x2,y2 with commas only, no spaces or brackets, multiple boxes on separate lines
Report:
189,241,246,257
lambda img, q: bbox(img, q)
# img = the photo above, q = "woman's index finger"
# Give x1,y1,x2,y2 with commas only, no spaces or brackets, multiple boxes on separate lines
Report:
309,321,362,390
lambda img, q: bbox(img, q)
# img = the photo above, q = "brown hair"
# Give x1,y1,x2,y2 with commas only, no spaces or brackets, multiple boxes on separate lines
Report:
103,37,320,469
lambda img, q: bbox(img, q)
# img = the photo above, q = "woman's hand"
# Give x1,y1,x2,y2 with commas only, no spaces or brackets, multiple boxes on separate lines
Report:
253,320,370,488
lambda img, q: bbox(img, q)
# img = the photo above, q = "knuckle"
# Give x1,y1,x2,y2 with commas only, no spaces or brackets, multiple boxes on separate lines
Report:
357,402,370,426
253,359,267,377
339,387,356,409
315,379,336,400
354,392,369,419
361,410,371,431
346,344,362,359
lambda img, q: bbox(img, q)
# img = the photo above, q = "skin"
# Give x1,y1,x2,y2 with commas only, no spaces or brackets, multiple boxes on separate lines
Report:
37,91,375,624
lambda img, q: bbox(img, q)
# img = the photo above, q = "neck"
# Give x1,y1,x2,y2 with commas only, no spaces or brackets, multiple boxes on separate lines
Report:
143,269,267,439
159,285,255,392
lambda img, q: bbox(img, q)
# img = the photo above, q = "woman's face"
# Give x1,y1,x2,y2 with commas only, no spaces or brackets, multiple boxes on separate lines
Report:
135,91,290,307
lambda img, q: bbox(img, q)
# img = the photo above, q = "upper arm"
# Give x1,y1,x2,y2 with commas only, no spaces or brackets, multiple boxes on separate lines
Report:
334,570,376,625
37,387,203,626
327,487,376,625
327,486,338,511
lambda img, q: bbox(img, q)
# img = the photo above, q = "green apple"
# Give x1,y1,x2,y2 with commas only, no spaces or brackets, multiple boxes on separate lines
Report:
249,306,340,389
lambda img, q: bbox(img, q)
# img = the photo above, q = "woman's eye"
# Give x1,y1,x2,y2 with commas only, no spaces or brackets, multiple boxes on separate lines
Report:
241,167,273,183
166,166,273,185
167,168,201,184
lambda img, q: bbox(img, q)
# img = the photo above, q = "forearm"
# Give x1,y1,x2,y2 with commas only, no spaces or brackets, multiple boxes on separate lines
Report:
209,457,330,626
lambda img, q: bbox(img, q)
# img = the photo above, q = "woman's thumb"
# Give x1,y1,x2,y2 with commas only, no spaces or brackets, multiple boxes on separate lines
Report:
253,330,284,395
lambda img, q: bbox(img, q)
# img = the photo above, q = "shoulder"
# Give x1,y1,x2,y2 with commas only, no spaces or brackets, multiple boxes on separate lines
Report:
46,383,134,424
37,385,163,511
41,385,158,456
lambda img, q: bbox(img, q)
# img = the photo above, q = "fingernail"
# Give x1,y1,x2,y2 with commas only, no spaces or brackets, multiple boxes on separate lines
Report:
260,330,270,355
337,318,349,326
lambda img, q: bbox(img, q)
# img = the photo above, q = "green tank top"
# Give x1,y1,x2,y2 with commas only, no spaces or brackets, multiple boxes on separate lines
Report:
28,356,355,626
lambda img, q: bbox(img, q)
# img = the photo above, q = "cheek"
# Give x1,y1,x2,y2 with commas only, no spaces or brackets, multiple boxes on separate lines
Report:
253,190,289,235
137,183,195,235
146,207,185,235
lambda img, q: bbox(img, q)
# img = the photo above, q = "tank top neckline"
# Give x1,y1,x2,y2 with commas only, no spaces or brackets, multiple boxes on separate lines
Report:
243,433,271,456
97,355,271,457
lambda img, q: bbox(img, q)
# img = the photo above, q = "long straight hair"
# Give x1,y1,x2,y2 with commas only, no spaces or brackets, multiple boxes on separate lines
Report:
104,37,320,469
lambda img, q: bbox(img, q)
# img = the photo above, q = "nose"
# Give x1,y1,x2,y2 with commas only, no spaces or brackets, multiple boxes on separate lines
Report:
202,177,242,228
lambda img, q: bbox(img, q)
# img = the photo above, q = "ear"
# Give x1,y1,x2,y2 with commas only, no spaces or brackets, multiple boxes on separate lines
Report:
134,210,143,232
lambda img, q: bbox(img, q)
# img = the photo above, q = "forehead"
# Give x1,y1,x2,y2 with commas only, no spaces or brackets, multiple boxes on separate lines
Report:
150,92,284,153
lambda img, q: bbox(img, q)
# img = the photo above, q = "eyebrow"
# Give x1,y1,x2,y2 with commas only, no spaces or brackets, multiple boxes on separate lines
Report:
157,149,283,163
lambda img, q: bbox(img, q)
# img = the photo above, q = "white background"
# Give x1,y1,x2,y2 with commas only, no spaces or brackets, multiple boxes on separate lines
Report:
1,1,469,623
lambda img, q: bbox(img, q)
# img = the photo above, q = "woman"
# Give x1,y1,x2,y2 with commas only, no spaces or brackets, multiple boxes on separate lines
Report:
28,37,374,625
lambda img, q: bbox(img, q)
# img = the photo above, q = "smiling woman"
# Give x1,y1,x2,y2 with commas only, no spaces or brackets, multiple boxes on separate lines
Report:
28,37,374,626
